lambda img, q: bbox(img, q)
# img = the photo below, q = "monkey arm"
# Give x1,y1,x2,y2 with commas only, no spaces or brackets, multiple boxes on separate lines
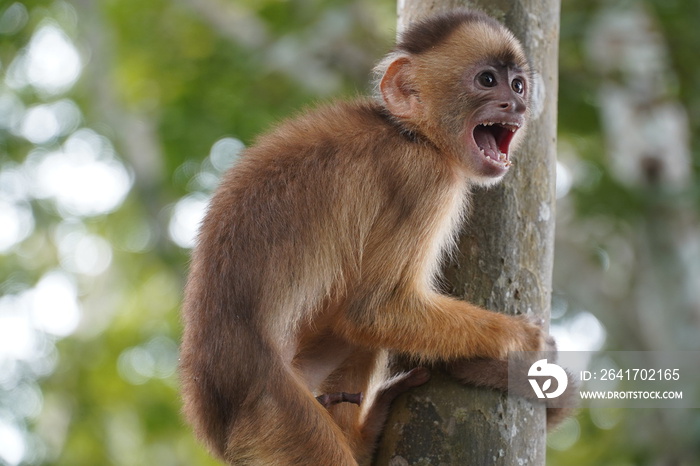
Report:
335,290,546,362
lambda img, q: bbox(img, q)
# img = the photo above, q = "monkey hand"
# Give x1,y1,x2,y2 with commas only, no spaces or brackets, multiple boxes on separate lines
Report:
447,314,556,387
505,314,555,355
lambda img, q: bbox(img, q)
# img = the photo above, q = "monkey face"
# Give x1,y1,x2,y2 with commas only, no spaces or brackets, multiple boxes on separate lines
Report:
378,17,530,185
413,58,529,185
436,22,531,184
462,64,528,181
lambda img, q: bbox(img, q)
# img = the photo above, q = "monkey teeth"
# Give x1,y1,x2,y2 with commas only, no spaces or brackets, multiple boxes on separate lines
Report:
482,121,520,132
473,121,519,167
478,147,511,167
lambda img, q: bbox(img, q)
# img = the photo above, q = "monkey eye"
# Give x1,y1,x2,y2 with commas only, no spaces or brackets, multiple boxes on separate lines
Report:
477,72,497,88
511,78,524,94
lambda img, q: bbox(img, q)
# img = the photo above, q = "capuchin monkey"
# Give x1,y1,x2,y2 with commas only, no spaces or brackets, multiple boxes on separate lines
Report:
181,9,573,466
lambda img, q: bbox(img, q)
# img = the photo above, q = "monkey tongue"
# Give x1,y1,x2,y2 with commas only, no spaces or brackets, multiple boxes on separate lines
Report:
473,124,512,163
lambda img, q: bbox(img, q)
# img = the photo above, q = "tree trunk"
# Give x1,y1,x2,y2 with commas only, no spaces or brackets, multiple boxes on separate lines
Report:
374,1,560,465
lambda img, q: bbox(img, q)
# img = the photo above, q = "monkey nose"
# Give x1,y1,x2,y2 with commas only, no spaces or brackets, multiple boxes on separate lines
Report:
500,99,526,114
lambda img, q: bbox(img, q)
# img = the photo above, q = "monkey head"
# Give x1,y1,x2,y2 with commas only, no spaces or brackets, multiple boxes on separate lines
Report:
375,11,530,185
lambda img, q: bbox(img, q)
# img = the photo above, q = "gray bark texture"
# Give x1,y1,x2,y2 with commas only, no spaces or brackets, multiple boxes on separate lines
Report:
374,1,560,465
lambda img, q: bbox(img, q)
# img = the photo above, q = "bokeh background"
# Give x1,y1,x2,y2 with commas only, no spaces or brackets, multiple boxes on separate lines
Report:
0,0,698,464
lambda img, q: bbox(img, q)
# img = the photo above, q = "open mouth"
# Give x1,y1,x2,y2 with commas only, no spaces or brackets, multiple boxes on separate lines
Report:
472,122,520,167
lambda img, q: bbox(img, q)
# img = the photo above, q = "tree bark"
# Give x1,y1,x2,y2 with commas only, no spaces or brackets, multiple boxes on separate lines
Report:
374,1,560,465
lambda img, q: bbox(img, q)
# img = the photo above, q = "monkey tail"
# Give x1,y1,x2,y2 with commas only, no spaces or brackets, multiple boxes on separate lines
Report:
180,326,270,460
181,331,358,465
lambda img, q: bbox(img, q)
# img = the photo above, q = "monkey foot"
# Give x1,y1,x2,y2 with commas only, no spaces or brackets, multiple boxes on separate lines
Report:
316,392,363,409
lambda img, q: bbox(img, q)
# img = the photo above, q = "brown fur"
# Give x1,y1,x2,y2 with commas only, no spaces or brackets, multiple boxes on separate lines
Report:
180,10,562,465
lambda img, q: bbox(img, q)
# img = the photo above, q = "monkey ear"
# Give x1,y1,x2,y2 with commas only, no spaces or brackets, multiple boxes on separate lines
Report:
380,57,422,120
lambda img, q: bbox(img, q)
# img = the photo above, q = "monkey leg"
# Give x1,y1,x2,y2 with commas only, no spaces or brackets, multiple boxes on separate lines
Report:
358,367,431,451
315,349,380,462
447,357,577,429
224,368,359,466
319,350,430,465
